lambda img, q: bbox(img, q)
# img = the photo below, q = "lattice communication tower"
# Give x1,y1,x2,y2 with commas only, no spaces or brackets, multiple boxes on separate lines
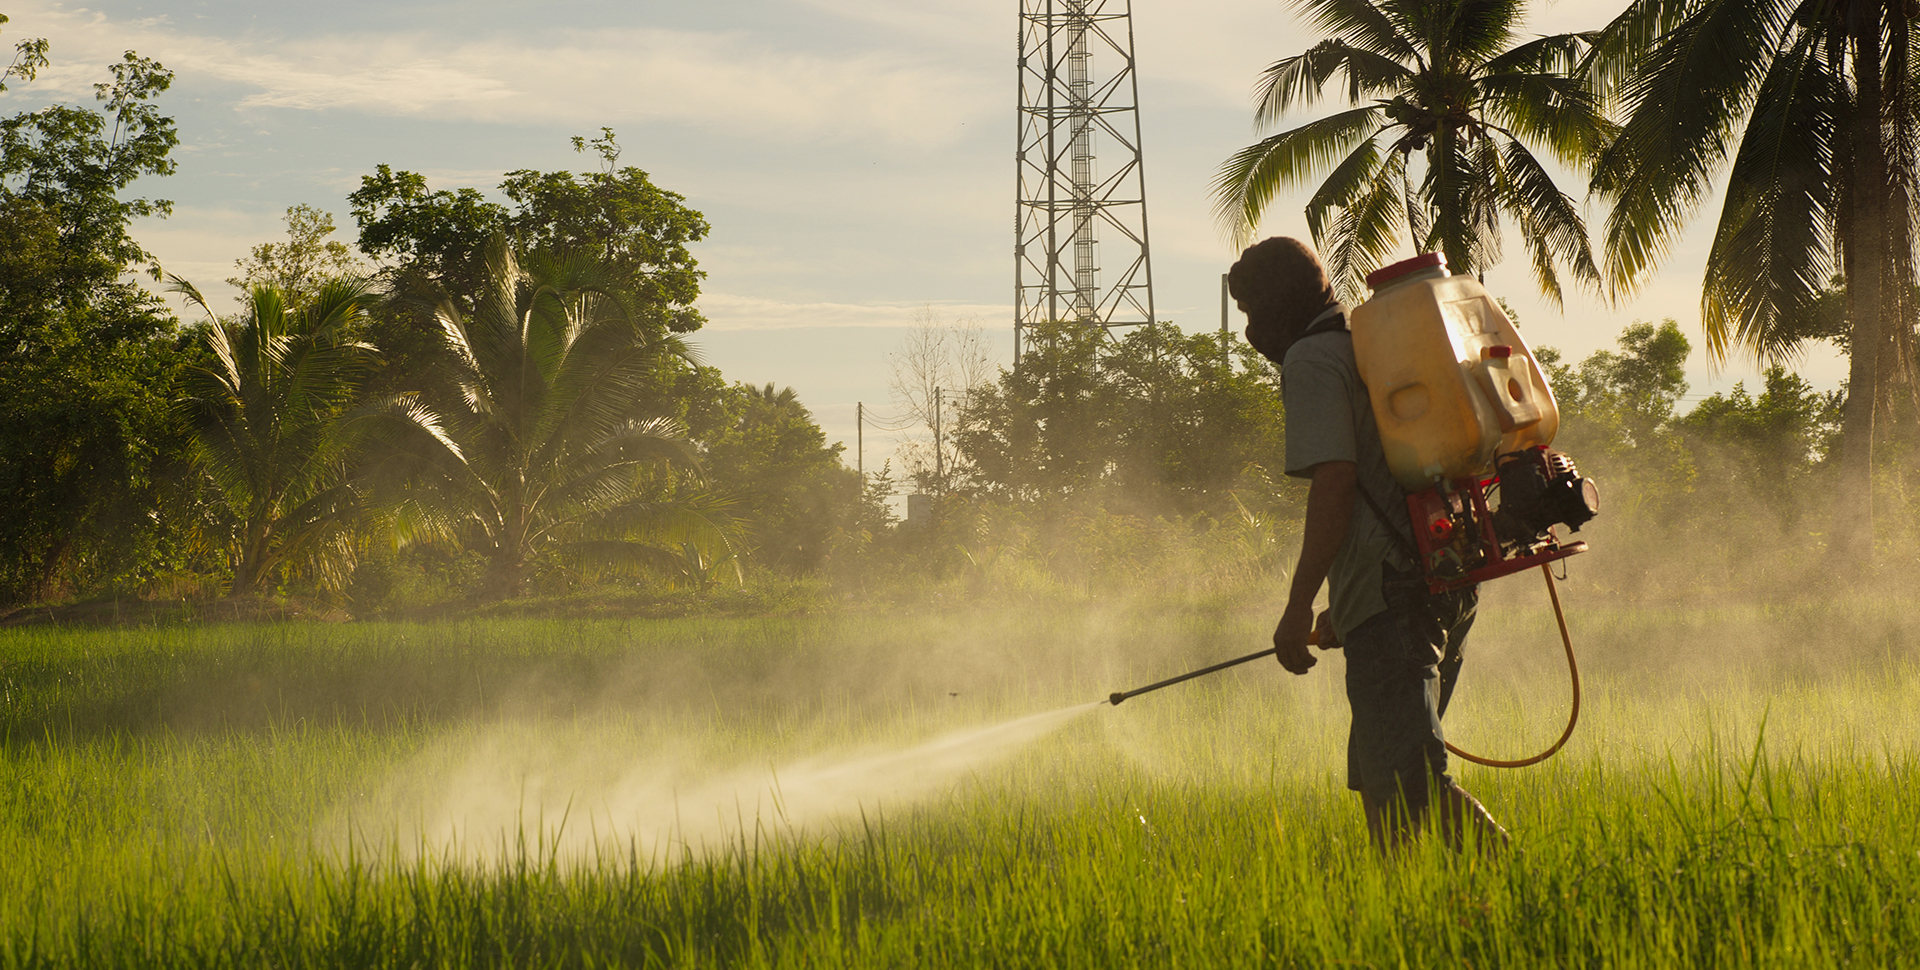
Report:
1014,0,1155,362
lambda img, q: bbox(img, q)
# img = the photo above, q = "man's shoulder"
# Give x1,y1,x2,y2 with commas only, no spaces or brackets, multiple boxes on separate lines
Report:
1283,330,1356,381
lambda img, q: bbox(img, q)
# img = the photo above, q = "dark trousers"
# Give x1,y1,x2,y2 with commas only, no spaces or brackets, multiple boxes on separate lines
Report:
1342,574,1477,814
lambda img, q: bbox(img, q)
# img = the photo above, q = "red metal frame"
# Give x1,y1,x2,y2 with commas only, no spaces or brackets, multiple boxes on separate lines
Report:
1406,475,1586,593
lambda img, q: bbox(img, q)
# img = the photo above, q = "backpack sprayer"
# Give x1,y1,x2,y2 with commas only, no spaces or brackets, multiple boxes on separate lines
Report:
1108,253,1597,768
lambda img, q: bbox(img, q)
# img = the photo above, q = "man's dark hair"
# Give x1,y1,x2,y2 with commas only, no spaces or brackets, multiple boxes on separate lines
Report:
1228,237,1339,365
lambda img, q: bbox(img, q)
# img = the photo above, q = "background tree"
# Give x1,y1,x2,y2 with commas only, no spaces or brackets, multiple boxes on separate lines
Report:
0,43,190,604
347,131,712,441
1212,0,1613,301
1677,366,1844,529
349,130,707,333
957,321,1289,516
885,307,994,495
1589,0,1919,561
0,16,49,94
1539,320,1693,488
372,241,732,599
226,204,368,310
173,280,388,594
692,382,864,575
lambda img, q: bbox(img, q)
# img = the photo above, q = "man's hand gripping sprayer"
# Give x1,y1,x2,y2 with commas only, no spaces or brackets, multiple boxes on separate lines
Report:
1105,253,1596,769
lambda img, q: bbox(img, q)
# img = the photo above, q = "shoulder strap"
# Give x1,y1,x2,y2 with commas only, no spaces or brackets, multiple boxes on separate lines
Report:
1355,475,1423,567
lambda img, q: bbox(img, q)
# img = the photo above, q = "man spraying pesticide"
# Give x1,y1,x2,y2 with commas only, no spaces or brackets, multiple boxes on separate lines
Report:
1107,240,1597,856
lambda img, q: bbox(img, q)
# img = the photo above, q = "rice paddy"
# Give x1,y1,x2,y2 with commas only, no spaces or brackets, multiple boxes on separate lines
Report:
1,589,1916,967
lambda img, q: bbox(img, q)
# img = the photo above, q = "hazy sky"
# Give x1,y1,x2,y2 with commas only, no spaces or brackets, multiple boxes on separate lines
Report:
2,0,1848,471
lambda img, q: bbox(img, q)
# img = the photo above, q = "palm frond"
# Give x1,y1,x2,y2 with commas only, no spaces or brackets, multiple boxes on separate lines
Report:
1478,70,1618,166
1298,0,1419,62
1582,0,1713,101
1700,25,1839,364
1324,149,1415,300
1253,40,1411,125
1411,0,1523,66
166,273,215,320
1303,130,1391,243
1493,135,1604,307
1591,0,1799,296
1212,106,1387,244
1483,30,1600,76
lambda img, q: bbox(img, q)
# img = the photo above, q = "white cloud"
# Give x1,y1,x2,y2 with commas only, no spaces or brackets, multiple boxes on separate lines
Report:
789,0,1001,50
2,2,996,148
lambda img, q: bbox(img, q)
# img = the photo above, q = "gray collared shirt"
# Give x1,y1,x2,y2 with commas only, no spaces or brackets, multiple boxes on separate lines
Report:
1282,323,1415,639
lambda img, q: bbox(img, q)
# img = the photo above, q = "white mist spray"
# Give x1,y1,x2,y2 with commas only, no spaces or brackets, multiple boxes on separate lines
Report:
351,701,1106,866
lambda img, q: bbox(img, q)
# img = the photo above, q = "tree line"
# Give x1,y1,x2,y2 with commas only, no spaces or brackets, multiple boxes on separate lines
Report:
4,2,1917,612
0,39,872,608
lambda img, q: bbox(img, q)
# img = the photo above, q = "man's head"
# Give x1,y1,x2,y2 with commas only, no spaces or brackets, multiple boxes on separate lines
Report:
1227,237,1339,365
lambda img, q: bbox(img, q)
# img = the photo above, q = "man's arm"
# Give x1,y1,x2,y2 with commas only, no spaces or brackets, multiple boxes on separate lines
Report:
1273,460,1356,674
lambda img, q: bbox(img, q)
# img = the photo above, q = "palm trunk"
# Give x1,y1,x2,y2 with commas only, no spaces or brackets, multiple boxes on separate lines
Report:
484,481,529,600
483,552,523,601
1835,7,1887,568
233,516,271,594
1431,126,1468,273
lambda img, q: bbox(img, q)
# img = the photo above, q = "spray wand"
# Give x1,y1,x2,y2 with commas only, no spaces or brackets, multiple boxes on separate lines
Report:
1102,567,1580,769
1107,632,1319,706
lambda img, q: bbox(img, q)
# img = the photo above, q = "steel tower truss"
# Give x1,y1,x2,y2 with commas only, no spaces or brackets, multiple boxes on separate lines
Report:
1014,0,1155,361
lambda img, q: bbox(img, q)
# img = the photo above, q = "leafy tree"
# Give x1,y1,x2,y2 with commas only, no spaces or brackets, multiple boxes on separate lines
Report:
226,204,367,309
0,40,188,604
349,131,708,333
0,50,177,292
957,321,1289,515
1589,0,1920,560
348,167,504,306
1678,366,1843,524
957,322,1114,500
1542,319,1692,459
0,16,48,94
694,382,863,574
372,241,732,599
1212,0,1612,301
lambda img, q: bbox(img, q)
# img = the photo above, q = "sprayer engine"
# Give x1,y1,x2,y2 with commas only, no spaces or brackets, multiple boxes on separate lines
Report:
1406,445,1599,592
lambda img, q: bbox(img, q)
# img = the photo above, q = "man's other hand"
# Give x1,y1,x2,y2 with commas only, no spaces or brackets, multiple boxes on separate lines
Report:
1314,609,1340,650
1272,604,1316,674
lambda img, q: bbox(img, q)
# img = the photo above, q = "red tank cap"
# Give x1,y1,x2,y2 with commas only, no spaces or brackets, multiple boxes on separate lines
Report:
1365,252,1448,290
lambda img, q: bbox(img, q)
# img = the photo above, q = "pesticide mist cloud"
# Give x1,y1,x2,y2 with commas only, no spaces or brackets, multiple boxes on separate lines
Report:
351,703,1102,865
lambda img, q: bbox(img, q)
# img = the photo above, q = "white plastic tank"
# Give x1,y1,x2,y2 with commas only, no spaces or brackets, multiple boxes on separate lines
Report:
1349,253,1560,489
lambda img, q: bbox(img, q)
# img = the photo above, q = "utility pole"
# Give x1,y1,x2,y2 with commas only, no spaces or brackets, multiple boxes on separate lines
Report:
856,401,863,477
1015,0,1155,364
1219,272,1230,365
934,388,943,493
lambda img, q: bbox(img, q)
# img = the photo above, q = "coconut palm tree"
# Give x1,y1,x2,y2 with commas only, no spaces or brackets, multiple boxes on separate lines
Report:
376,239,735,598
175,279,386,593
1212,0,1614,302
1589,0,1918,560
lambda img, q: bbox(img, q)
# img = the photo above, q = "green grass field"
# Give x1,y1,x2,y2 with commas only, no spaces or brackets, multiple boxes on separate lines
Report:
2,590,1917,967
